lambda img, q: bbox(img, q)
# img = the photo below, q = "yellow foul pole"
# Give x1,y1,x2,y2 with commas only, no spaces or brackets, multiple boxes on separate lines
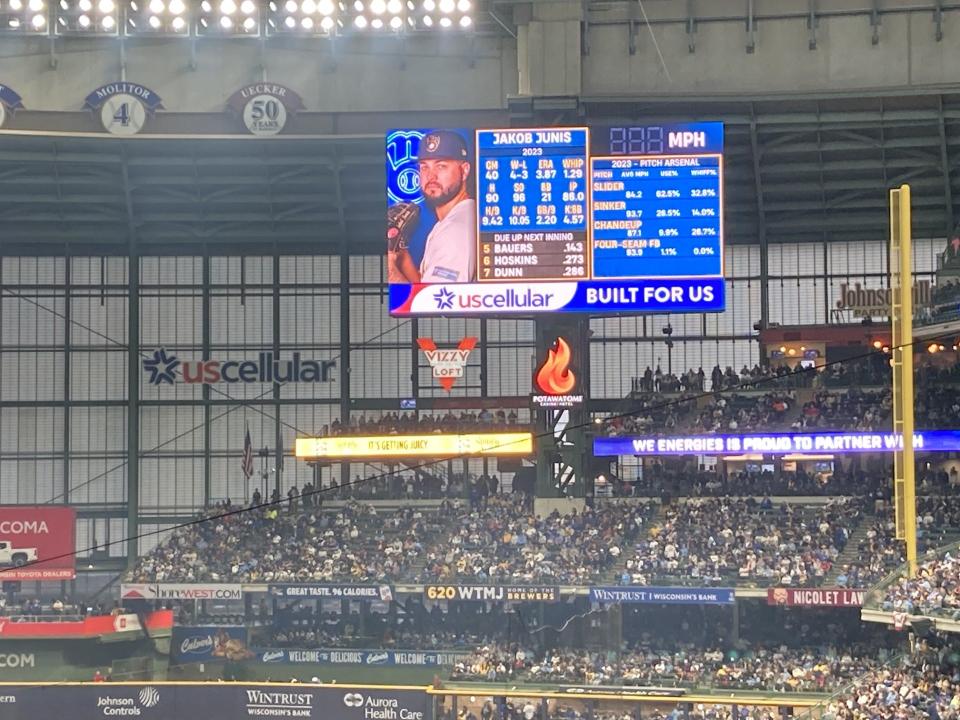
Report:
890,184,917,577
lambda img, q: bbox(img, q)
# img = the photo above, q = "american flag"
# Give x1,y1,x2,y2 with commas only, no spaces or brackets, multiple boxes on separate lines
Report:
241,423,254,480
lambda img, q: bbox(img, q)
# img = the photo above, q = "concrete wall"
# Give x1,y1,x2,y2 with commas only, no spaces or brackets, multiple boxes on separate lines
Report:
2,1,960,117
0,35,516,113
582,9,960,98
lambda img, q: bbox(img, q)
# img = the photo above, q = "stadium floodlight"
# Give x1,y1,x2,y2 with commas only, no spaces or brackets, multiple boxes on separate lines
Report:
409,0,469,30
1,0,49,33
56,0,118,34
345,0,410,32
198,0,260,35
266,0,338,35
124,0,188,34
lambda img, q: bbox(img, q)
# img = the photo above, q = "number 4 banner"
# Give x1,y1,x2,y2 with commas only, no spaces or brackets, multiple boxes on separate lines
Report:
226,84,305,137
83,83,164,136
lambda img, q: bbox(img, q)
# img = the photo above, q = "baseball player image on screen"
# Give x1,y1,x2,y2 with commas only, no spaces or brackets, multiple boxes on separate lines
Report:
387,130,477,284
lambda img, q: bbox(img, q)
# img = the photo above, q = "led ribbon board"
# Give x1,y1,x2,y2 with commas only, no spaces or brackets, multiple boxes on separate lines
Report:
295,432,534,458
594,431,960,456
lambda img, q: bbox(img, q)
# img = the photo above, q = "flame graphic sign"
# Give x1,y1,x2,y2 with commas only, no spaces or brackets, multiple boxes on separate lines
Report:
536,337,576,395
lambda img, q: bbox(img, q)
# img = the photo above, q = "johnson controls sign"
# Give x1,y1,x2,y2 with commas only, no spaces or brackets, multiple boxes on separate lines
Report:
96,687,161,716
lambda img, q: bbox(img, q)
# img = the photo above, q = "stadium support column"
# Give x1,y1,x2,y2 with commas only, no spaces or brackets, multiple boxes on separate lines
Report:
515,0,582,97
202,252,211,505
273,249,282,498
534,317,589,498
339,220,351,495
890,184,917,577
126,245,140,568
750,115,770,330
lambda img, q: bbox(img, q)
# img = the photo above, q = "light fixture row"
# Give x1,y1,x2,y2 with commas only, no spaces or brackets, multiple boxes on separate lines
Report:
1,0,473,34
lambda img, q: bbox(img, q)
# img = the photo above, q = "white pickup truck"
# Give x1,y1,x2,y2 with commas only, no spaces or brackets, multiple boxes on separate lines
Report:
0,540,38,567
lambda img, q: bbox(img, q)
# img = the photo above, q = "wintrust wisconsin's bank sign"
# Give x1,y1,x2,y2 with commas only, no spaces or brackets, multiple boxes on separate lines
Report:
143,349,335,386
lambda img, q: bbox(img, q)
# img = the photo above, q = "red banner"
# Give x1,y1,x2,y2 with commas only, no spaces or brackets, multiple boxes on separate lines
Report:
0,610,173,638
0,506,76,580
767,587,864,607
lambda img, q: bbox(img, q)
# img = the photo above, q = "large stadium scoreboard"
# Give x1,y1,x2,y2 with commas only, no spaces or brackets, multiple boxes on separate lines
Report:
386,122,725,316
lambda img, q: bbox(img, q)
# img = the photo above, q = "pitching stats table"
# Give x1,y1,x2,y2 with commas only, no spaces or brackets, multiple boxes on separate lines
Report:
475,123,723,282
476,128,590,281
592,154,722,277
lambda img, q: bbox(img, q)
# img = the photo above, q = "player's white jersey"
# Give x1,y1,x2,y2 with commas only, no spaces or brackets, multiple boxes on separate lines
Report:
420,198,476,283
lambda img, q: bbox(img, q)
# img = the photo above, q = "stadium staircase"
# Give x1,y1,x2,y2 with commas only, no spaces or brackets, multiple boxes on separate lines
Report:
822,521,874,586
603,501,670,585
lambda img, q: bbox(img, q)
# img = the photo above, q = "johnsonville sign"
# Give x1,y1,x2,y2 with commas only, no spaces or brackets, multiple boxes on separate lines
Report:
767,587,864,607
835,281,932,318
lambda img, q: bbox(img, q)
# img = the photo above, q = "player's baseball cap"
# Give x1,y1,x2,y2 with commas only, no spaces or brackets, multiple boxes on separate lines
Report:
418,130,468,160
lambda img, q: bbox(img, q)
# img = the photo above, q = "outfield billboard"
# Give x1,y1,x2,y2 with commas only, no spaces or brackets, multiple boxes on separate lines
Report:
0,506,76,580
0,683,432,720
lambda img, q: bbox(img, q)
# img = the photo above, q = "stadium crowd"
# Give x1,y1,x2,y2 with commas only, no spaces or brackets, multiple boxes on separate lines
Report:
128,488,960,589
128,500,446,584
881,552,960,618
818,641,960,720
605,370,960,437
449,642,887,692
128,496,654,585
630,466,887,498
620,497,862,587
417,496,654,584
317,410,524,437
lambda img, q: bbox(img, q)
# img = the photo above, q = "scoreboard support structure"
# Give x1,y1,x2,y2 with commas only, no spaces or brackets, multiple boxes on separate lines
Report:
534,317,591,498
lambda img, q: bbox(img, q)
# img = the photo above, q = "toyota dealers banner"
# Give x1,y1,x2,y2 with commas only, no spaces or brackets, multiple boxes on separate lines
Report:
0,683,431,720
589,586,735,605
121,583,243,601
0,506,75,580
767,587,865,607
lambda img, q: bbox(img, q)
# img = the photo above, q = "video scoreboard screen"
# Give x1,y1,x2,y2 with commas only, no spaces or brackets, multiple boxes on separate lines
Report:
386,122,724,316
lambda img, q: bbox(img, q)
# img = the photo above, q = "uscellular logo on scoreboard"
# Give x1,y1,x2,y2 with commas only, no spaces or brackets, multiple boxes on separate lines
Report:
413,283,577,313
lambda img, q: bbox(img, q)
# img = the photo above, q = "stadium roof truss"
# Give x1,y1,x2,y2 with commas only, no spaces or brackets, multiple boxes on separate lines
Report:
0,91,958,256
